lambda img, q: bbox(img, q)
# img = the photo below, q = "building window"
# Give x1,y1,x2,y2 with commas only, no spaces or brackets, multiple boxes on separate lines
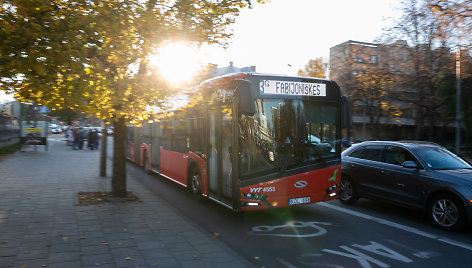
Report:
371,55,377,63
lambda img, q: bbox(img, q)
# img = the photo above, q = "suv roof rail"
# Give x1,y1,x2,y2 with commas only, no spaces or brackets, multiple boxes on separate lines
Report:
398,140,440,146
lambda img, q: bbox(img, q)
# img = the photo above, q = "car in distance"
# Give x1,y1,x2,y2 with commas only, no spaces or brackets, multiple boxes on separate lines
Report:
340,141,472,230
50,127,62,134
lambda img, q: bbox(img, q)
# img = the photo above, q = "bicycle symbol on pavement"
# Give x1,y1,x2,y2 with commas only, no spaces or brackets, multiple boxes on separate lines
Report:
249,221,332,238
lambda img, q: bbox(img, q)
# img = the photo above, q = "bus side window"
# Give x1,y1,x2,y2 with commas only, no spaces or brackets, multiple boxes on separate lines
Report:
160,120,171,149
170,119,187,153
187,116,205,153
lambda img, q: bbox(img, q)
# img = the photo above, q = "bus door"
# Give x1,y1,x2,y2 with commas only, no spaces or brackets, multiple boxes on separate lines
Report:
208,104,234,209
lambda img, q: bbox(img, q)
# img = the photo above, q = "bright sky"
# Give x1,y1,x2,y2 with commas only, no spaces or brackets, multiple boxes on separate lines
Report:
207,0,400,76
0,0,400,103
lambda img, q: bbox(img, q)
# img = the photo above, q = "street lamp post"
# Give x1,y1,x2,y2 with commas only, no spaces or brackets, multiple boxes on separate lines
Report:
455,45,461,155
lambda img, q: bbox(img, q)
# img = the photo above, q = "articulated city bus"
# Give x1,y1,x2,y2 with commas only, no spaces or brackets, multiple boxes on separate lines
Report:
127,73,344,211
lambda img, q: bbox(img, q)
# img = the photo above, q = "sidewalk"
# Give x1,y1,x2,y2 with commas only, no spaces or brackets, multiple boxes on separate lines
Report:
0,138,253,268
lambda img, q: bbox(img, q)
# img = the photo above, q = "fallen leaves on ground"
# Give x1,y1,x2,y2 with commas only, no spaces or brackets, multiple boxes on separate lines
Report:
78,191,142,204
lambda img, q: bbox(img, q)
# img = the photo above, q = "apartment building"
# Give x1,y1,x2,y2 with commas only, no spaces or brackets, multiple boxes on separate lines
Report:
330,40,456,142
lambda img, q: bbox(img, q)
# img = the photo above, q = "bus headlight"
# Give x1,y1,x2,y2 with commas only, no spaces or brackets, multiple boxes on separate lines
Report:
327,184,339,192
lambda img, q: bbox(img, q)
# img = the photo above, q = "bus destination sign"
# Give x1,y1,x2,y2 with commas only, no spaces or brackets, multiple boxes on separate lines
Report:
260,80,326,97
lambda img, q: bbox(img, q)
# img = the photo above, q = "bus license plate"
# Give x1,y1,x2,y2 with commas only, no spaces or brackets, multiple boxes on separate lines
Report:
288,197,311,206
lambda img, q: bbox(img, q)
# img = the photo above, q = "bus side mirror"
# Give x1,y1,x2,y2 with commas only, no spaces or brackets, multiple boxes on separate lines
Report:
341,95,350,128
235,80,255,116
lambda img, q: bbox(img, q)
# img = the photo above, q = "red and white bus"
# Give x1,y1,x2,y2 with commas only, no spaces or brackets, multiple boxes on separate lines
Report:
127,73,344,211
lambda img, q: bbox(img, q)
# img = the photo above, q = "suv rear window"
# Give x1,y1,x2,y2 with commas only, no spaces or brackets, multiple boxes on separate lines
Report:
348,145,384,162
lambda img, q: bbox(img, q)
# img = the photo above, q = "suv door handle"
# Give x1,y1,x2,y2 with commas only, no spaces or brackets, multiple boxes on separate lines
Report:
397,183,405,187
381,170,390,175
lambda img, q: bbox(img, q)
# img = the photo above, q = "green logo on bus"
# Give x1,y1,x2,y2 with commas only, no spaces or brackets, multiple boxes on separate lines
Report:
328,169,338,182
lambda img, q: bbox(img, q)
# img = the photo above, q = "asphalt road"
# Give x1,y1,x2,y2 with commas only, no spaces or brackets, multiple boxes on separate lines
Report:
123,162,472,268
96,136,472,268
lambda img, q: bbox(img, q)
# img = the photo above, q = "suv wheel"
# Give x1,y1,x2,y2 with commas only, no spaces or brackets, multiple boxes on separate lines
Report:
339,176,359,204
428,194,465,230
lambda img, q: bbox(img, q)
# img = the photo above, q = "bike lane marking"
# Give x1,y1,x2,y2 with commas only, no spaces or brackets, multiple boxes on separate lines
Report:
318,202,472,251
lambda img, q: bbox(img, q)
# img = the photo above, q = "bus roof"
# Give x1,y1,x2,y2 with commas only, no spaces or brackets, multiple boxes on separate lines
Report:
199,72,250,91
197,72,340,99
199,72,335,90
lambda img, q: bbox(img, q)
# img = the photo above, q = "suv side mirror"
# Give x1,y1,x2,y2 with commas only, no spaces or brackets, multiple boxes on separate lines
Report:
402,161,417,169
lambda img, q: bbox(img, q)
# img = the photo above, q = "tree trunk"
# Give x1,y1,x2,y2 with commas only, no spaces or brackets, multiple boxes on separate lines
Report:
414,106,423,140
100,121,107,177
427,115,434,142
112,116,127,197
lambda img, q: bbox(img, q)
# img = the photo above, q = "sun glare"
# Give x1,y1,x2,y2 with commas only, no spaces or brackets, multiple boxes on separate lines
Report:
149,42,203,85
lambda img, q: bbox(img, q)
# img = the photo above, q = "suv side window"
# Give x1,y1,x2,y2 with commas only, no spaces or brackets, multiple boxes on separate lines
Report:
385,146,418,167
348,145,384,162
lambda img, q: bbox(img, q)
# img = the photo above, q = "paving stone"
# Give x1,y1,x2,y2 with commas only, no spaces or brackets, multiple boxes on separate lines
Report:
0,256,16,267
144,256,181,267
0,247,17,257
83,264,116,268
16,249,49,261
181,259,216,268
49,251,81,263
105,232,133,241
79,244,110,255
81,253,114,266
181,250,206,262
110,247,140,258
141,248,173,259
47,261,82,268
114,254,147,268
79,237,110,247
0,139,253,268
203,251,239,263
15,258,49,268
136,241,166,250
214,260,250,268
50,242,80,253
107,239,137,249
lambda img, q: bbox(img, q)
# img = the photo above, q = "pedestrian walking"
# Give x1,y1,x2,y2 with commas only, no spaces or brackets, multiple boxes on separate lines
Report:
66,127,74,146
72,128,79,150
87,128,94,150
92,130,100,150
78,127,87,150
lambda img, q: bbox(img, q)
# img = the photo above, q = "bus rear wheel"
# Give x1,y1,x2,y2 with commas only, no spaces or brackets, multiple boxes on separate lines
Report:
189,168,202,197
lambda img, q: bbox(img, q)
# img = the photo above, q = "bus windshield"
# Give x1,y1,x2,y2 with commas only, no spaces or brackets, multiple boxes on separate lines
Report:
239,99,339,179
